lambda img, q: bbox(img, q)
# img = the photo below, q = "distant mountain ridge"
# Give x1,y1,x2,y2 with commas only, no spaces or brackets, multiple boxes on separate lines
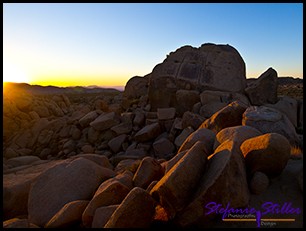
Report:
4,82,123,95
247,76,303,85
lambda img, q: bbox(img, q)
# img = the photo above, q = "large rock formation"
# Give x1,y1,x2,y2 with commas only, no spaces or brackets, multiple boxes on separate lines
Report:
148,43,246,110
245,67,278,105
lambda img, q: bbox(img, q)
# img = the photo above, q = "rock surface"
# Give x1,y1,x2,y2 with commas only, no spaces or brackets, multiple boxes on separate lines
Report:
104,187,156,228
240,133,291,177
28,158,115,227
148,43,246,110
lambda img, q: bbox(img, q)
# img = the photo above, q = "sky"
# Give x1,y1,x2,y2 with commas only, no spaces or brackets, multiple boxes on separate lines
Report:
3,3,303,87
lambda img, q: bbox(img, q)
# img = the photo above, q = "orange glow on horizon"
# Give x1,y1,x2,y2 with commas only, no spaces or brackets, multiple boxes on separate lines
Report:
27,74,129,88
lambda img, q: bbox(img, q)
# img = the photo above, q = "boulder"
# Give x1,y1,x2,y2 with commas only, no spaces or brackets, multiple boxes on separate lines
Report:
134,122,162,142
6,155,41,168
249,171,270,195
200,100,248,134
240,133,291,177
114,158,141,174
245,67,278,105
3,159,67,220
133,156,164,189
82,179,130,227
174,126,194,147
113,170,134,190
3,218,39,228
70,154,113,169
108,134,127,153
242,106,300,147
200,90,249,118
153,137,175,159
45,200,89,228
104,187,156,228
148,43,246,110
91,205,119,228
123,76,148,100
4,147,19,159
33,105,50,118
181,111,205,130
133,110,145,127
174,139,250,227
162,150,188,174
150,141,208,218
178,128,216,154
265,95,298,128
90,112,120,131
213,125,262,150
79,111,99,128
81,144,94,154
111,122,132,135
28,158,116,227
176,89,200,115
157,107,176,120
87,127,100,144
199,102,227,118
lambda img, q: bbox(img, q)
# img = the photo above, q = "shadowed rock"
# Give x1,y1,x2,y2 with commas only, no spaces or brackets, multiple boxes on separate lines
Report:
174,140,249,227
245,67,278,105
91,205,119,228
28,158,115,227
82,179,130,227
148,43,246,110
104,187,156,228
150,141,208,218
45,200,89,228
133,156,164,189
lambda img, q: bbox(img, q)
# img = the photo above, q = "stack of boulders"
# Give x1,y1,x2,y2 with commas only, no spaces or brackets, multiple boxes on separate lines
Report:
3,43,303,228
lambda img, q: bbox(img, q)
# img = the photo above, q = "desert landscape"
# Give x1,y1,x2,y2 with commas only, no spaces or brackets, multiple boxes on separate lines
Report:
3,43,303,228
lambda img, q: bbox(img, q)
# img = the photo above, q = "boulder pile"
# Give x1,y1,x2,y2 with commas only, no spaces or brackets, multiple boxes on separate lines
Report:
3,43,303,228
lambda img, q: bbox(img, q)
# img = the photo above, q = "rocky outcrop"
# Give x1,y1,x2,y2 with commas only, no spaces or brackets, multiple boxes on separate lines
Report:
3,43,303,229
148,43,246,110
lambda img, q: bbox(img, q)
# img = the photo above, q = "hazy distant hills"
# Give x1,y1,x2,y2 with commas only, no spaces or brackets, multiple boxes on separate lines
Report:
3,82,123,95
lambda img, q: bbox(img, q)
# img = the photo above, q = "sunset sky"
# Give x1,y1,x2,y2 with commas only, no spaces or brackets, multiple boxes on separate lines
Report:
3,3,303,87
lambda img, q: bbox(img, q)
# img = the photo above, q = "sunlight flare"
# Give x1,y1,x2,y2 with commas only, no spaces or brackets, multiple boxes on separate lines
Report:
3,60,30,84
